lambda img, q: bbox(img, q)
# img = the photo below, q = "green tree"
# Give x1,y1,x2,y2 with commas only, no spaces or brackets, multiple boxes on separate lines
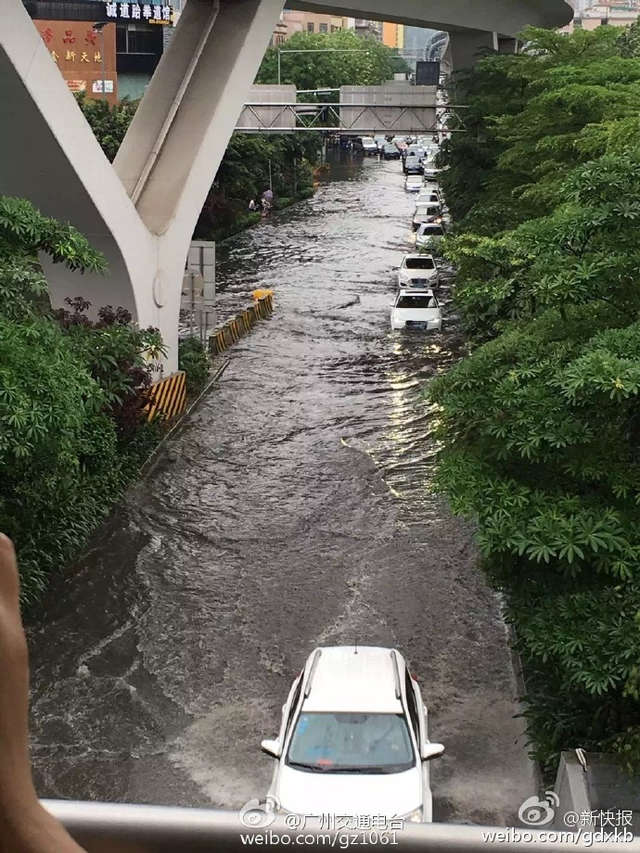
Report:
432,27,640,774
75,93,139,162
0,197,162,605
256,29,404,90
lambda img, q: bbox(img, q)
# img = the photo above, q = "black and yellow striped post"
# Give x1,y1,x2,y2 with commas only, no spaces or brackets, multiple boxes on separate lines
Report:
145,371,187,422
208,292,275,357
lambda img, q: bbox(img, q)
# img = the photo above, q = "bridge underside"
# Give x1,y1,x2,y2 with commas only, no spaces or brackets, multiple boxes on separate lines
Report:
288,0,572,35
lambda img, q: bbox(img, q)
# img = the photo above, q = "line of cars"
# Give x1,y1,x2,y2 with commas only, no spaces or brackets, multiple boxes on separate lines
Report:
391,140,450,332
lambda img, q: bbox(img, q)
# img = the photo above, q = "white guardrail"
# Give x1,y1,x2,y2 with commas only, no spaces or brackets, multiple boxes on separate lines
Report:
42,801,640,852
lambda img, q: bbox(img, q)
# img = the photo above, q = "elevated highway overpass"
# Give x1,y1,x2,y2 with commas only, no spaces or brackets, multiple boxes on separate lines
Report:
292,0,572,67
1,0,572,372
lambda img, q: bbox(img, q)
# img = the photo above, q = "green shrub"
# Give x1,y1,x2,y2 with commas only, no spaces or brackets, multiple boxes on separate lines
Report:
0,197,164,605
179,336,210,394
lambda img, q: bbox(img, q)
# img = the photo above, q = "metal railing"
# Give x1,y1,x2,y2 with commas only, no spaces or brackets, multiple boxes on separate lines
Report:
42,801,639,852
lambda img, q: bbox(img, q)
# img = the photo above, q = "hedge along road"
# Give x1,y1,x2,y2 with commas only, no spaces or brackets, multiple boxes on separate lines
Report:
27,152,535,824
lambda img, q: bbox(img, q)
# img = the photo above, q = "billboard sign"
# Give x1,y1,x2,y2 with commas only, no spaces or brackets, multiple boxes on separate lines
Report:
34,20,118,104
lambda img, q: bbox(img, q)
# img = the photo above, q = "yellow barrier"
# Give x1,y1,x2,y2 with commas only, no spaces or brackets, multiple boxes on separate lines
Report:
145,370,187,422
208,294,274,357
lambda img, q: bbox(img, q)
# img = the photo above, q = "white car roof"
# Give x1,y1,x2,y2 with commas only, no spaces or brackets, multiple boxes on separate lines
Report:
402,253,435,263
302,646,405,714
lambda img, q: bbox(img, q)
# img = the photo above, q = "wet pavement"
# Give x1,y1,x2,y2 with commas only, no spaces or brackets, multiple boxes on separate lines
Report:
28,152,535,825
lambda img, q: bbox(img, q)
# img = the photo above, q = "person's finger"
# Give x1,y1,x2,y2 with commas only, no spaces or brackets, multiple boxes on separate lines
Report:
0,533,20,610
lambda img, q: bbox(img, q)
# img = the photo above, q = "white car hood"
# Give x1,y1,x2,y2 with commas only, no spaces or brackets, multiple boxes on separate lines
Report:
277,765,421,817
400,268,436,280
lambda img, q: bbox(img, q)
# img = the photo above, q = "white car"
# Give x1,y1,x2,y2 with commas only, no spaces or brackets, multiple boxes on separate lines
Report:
416,222,446,249
422,166,442,181
413,202,442,230
261,646,444,822
405,175,423,192
361,137,378,156
416,190,440,206
398,253,440,288
391,289,442,331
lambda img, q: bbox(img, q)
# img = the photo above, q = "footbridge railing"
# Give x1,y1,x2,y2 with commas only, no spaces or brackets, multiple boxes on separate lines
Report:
41,800,633,852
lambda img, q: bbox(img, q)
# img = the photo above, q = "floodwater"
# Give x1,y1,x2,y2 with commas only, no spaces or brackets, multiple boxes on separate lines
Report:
28,152,535,825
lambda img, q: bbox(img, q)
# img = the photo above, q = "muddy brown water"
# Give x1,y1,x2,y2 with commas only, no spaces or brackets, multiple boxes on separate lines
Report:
28,152,534,825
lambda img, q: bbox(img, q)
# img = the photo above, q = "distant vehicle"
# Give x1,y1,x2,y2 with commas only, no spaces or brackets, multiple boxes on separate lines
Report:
374,135,387,152
261,646,444,821
413,202,442,230
361,136,378,156
383,142,401,160
404,154,423,175
391,289,442,331
416,222,446,249
398,253,440,289
422,166,442,181
416,191,440,206
405,175,423,192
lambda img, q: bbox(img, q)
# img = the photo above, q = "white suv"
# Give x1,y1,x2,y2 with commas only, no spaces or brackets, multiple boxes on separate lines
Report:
260,646,444,822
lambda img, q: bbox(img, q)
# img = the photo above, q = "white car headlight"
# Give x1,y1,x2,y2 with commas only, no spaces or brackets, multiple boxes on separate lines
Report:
404,806,424,823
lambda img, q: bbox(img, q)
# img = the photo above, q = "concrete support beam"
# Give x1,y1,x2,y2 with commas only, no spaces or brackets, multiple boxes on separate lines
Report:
447,29,497,71
0,0,284,373
498,36,519,54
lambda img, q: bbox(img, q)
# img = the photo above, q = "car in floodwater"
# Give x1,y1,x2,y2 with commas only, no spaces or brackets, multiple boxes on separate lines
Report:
415,190,440,207
405,175,423,192
383,142,401,160
390,289,442,331
416,222,446,249
260,646,444,822
422,165,442,181
398,253,440,289
361,137,379,156
412,202,442,230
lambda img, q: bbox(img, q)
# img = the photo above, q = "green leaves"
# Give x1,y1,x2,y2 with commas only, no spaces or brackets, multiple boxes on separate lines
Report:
0,199,164,606
433,24,640,775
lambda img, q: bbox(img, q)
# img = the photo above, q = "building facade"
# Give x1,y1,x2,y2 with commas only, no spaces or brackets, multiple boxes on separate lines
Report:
561,0,639,29
353,18,383,40
382,21,404,49
23,0,175,101
281,10,351,37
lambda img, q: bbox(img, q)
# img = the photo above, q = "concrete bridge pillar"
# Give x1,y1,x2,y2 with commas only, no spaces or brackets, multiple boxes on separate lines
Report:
0,0,284,373
446,29,498,70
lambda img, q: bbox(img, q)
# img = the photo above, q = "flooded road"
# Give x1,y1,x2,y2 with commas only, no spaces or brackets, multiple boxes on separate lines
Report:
29,153,534,825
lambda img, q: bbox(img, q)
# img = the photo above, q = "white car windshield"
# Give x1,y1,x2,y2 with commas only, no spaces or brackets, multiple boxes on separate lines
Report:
405,257,434,269
287,712,414,773
420,226,444,236
397,295,438,309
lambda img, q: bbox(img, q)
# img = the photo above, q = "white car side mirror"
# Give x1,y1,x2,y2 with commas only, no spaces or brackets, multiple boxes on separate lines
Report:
421,742,445,761
261,738,282,758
